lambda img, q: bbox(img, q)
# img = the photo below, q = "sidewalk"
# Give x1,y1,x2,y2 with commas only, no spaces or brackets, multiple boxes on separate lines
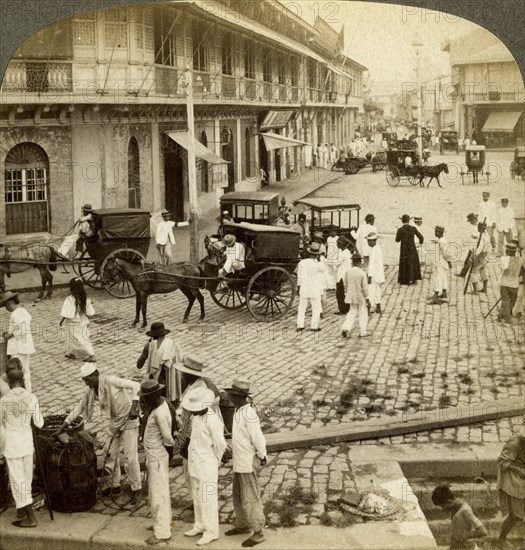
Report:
6,168,339,293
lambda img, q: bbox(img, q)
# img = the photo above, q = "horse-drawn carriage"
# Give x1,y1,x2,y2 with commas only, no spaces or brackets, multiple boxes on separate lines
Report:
439,130,459,154
206,221,300,321
385,149,421,187
510,146,525,181
460,145,490,184
332,151,387,174
219,191,280,225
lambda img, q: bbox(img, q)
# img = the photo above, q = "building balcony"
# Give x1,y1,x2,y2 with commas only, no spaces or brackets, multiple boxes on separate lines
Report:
243,78,257,100
221,74,237,99
277,84,287,102
262,81,272,101
1,61,73,93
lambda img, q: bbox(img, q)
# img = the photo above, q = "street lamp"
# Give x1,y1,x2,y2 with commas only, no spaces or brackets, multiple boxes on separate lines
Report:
412,33,423,159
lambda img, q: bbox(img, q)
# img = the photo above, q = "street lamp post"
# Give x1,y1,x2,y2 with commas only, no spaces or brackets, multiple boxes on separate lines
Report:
182,66,199,263
412,34,423,160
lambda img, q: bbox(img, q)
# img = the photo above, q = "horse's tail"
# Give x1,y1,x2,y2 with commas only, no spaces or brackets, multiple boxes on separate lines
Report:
48,246,58,271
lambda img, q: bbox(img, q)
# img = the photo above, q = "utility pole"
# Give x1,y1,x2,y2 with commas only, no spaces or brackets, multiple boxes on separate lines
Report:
412,34,424,159
183,66,199,263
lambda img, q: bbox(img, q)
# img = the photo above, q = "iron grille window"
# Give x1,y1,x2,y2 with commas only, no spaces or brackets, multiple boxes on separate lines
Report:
74,13,96,47
308,59,317,89
278,54,286,85
5,168,48,203
291,60,299,87
153,8,177,66
105,7,128,49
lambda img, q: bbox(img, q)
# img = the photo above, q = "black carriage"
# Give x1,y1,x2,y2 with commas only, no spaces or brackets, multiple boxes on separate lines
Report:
510,146,525,181
291,197,361,247
331,151,387,174
75,208,150,297
460,146,490,184
382,132,398,148
208,221,300,322
219,191,280,225
439,130,459,154
385,149,421,187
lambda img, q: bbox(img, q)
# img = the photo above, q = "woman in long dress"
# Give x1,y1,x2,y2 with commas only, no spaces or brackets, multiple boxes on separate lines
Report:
395,215,424,285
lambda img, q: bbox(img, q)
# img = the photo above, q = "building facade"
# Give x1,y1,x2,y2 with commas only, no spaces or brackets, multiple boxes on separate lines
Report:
442,28,525,147
0,0,365,239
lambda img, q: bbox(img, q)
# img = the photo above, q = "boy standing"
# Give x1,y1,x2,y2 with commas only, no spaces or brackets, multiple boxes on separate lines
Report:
341,253,370,338
224,379,267,548
431,485,487,549
428,226,452,305
296,242,325,332
155,210,176,265
183,386,226,546
366,232,385,314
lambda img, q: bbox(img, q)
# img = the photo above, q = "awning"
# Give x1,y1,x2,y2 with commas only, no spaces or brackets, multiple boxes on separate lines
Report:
260,132,309,151
482,111,522,133
260,111,294,131
165,131,228,164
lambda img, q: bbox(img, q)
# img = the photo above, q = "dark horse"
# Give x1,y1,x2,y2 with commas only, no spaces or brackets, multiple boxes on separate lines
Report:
0,243,57,299
416,163,449,188
112,257,217,331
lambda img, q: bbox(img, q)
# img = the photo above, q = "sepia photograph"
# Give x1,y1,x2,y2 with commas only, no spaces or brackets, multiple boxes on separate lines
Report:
0,0,523,548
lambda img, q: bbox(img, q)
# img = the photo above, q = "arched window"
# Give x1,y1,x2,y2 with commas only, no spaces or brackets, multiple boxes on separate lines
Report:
244,127,251,178
199,131,209,193
4,142,49,234
128,137,140,208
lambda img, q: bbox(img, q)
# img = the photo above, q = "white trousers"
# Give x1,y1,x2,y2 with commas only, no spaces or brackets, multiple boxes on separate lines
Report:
105,425,141,491
190,475,219,539
297,296,321,329
223,258,245,274
12,353,31,393
6,454,34,508
368,282,382,307
433,265,448,294
342,303,368,336
324,264,337,289
147,455,172,540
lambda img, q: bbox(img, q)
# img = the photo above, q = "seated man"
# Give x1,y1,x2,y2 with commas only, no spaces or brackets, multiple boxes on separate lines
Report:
75,204,96,252
219,234,245,277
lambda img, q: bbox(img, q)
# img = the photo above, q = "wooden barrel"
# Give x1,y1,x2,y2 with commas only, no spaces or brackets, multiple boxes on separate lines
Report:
35,415,97,513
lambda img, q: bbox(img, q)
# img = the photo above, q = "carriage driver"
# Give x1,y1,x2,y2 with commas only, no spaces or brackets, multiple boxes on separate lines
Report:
219,234,246,277
76,204,96,252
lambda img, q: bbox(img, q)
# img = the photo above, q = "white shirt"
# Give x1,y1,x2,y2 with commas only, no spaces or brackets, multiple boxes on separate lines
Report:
231,404,267,473
367,245,385,284
326,236,339,264
155,220,176,245
144,400,175,461
355,224,377,257
496,206,516,233
466,223,480,251
336,248,352,282
187,410,226,481
297,258,325,298
0,387,43,458
225,242,245,263
7,307,35,355
60,295,95,321
433,236,450,270
477,199,497,226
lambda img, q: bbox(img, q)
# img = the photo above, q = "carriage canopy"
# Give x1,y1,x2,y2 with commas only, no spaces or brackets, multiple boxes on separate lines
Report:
92,208,150,240
220,191,280,225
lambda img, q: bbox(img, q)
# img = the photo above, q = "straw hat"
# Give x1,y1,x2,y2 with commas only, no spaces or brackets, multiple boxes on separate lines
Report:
435,225,445,233
222,234,236,247
182,387,215,412
174,356,207,377
307,242,322,255
0,291,19,307
82,204,93,212
366,232,379,240
224,378,253,396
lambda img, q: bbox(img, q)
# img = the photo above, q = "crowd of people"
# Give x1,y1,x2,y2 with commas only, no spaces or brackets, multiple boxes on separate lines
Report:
0,281,269,547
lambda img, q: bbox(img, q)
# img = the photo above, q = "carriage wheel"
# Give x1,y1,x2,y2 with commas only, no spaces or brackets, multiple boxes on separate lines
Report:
100,248,146,298
245,266,296,322
210,279,246,310
345,161,359,175
78,250,102,289
408,172,420,186
386,166,400,187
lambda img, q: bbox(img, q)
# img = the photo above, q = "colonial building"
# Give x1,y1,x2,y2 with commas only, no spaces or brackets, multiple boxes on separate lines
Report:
0,0,365,239
442,28,525,147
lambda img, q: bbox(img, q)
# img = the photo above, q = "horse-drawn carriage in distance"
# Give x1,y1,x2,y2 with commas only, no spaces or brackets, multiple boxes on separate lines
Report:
385,149,421,187
219,191,280,225
291,197,360,244
460,145,490,184
439,130,460,154
206,221,300,321
331,151,387,174
75,208,150,297
382,132,398,148
510,146,525,181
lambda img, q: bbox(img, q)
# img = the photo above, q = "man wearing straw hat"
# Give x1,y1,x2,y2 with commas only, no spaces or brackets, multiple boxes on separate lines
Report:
55,363,143,504
138,379,175,546
477,191,497,249
0,368,43,528
428,225,452,305
296,241,325,332
341,253,370,338
497,242,523,324
182,386,226,546
224,379,267,548
366,232,385,314
219,234,246,277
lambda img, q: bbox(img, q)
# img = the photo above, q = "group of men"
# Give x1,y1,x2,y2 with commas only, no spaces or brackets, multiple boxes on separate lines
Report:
0,310,268,547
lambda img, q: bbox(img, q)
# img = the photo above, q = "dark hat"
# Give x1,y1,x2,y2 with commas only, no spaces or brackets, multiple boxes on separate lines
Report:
138,379,164,397
146,322,171,338
298,213,307,221
224,378,253,396
467,213,478,222
435,225,445,233
400,214,411,223
482,191,490,196
161,209,171,217
174,356,207,376
352,253,363,261
0,291,19,307
82,204,93,212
